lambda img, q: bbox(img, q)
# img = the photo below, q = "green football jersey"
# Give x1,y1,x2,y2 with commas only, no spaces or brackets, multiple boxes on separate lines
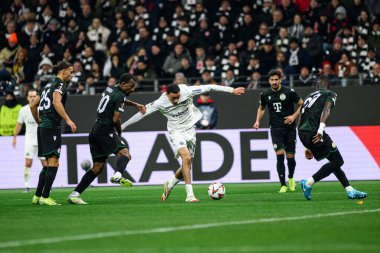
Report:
298,89,337,132
38,77,67,129
95,86,127,128
260,86,301,128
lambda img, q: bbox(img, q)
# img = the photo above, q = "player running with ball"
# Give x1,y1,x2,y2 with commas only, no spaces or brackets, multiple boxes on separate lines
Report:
122,84,245,202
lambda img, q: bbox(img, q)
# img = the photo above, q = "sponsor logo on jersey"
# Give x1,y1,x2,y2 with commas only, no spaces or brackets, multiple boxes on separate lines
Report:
171,107,189,117
53,136,56,141
332,142,337,148
109,133,113,138
280,94,286,100
268,96,271,100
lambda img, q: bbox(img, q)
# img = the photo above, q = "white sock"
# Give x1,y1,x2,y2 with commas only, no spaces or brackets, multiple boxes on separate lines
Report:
24,167,31,188
70,191,80,197
168,176,180,190
185,184,194,198
306,177,315,187
114,172,122,178
345,186,354,192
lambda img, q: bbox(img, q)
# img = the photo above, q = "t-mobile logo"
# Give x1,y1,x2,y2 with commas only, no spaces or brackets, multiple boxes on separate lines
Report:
273,102,282,112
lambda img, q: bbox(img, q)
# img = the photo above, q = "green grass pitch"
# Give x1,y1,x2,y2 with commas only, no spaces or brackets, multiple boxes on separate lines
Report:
0,181,379,253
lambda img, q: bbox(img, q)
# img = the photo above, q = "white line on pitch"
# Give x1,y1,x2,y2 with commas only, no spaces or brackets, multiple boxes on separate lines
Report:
0,208,379,249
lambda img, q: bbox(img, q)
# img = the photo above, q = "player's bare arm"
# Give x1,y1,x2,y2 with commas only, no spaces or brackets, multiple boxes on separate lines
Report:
12,123,23,148
30,95,41,124
253,105,265,129
312,101,332,144
125,100,146,114
284,98,304,125
232,87,245,95
52,91,77,133
113,111,122,136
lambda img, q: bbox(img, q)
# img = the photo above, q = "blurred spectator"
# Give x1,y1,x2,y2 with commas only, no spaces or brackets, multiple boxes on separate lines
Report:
258,39,276,74
195,70,217,85
352,35,369,64
359,47,377,76
286,38,309,75
12,49,26,84
302,24,323,68
368,20,380,50
149,44,166,77
295,66,313,86
152,16,170,42
87,18,111,55
346,65,361,86
193,18,213,52
332,6,349,37
0,33,21,74
246,55,265,76
335,51,356,78
134,60,157,82
275,27,290,53
195,93,218,130
0,91,22,136
279,0,299,26
79,45,96,73
314,10,332,47
236,13,257,49
275,51,289,71
366,63,380,85
0,20,17,50
194,47,206,73
173,72,188,85
40,43,57,64
179,57,197,78
110,54,124,80
41,18,60,46
246,71,262,90
221,54,240,79
163,43,191,77
356,10,370,36
221,42,238,66
326,37,344,68
130,26,153,55
77,4,93,31
288,14,304,40
270,8,285,37
126,47,148,75
19,17,41,48
255,22,272,48
221,69,237,87
68,61,86,92
321,61,340,85
341,27,355,55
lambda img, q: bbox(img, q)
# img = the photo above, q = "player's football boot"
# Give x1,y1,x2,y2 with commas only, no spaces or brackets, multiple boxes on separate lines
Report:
23,187,31,193
161,180,171,202
39,197,61,206
32,195,40,205
185,196,199,202
299,180,312,201
278,185,288,193
110,175,133,187
67,195,88,205
288,178,296,192
347,189,368,199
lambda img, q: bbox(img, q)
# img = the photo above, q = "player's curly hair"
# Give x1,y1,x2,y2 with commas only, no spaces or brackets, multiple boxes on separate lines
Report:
267,70,281,79
166,84,180,94
316,75,330,89
53,61,72,74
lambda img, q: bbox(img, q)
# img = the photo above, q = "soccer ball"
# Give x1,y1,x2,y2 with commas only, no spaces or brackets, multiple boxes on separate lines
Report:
208,182,225,200
81,159,91,171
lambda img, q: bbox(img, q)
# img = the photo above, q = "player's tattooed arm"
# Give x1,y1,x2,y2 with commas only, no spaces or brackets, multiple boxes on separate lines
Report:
312,101,332,143
30,95,41,124
125,100,146,114
113,111,122,136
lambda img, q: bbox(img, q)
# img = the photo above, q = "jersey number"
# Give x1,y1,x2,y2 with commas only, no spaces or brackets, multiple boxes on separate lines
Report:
38,89,51,111
97,93,110,113
301,92,321,114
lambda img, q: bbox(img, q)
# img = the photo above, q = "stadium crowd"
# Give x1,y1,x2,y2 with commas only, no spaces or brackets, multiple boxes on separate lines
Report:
1,0,380,96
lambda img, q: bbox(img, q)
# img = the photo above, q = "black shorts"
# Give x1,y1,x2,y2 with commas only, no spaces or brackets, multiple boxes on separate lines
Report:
298,131,338,161
89,125,128,163
270,127,297,153
37,127,62,158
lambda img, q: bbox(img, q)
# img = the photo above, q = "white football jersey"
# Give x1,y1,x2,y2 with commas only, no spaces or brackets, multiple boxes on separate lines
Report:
122,84,233,133
17,105,38,146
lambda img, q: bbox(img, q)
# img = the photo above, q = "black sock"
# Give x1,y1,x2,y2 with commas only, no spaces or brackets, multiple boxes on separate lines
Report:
277,154,286,186
287,157,296,179
313,150,344,183
42,167,58,198
74,169,98,194
35,167,47,197
116,156,130,174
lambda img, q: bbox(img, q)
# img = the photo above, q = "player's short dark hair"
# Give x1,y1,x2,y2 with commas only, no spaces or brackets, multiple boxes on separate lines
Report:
166,84,180,94
53,61,72,74
268,70,281,79
316,75,330,89
27,89,37,95
119,73,135,84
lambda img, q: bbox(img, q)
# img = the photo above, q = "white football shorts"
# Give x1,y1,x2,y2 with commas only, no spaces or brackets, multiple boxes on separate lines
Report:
169,127,196,159
24,144,45,160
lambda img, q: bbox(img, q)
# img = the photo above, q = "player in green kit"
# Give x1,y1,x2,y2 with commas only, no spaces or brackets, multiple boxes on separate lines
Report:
298,76,368,200
30,61,77,205
67,73,146,204
253,70,303,193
